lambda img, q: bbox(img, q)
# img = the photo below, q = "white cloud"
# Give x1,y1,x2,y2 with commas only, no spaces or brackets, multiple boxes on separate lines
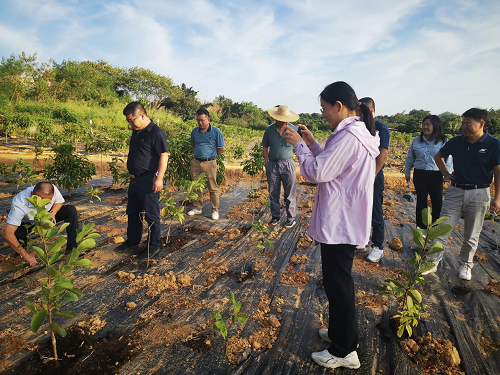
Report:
0,0,498,115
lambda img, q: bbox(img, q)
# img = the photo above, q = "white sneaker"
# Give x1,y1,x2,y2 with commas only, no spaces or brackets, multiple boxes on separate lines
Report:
311,349,360,369
367,246,384,263
355,245,367,251
212,211,219,220
187,209,202,216
319,329,332,343
421,262,438,276
458,263,472,280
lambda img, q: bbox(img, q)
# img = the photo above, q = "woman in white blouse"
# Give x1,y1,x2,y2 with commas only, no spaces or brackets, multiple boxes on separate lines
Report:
405,115,453,228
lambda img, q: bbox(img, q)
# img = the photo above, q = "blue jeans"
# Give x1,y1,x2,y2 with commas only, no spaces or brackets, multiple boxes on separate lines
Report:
265,159,296,220
371,170,384,249
126,173,161,249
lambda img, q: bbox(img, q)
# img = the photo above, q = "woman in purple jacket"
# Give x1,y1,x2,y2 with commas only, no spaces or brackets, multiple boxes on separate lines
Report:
286,81,380,370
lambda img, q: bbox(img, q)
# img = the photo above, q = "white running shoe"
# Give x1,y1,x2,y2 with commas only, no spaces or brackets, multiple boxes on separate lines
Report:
311,349,360,369
187,209,202,216
367,246,384,263
458,263,472,280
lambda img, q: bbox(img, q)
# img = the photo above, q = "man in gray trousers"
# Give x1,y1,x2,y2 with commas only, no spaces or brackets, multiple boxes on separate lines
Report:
262,105,299,228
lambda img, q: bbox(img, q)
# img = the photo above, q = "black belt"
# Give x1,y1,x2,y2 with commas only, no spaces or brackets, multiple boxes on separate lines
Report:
131,170,155,179
451,182,489,190
196,157,215,162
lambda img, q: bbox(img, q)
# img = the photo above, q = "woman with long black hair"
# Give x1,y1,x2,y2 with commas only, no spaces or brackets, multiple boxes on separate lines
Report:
285,81,380,370
405,115,453,229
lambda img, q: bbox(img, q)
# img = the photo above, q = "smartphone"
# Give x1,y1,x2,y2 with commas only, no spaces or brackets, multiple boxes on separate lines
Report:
288,125,302,136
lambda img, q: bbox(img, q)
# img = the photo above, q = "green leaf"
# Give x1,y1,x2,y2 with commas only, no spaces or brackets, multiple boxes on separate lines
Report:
236,313,248,324
32,246,48,264
49,252,64,265
212,312,222,320
55,310,76,318
30,309,47,332
47,266,59,278
47,236,66,255
406,295,414,309
76,238,96,252
234,302,241,315
25,300,36,313
72,259,92,268
427,224,453,240
67,248,79,264
69,287,83,296
412,228,425,248
397,325,405,338
431,216,449,226
61,292,79,302
420,262,437,274
426,242,444,256
409,289,422,303
405,325,413,338
51,322,67,337
421,208,432,227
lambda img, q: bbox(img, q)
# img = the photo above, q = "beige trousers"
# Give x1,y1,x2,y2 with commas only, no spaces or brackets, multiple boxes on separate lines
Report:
436,185,490,266
190,159,219,211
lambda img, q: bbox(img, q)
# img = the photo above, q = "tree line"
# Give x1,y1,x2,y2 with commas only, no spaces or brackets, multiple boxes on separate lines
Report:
1,52,499,137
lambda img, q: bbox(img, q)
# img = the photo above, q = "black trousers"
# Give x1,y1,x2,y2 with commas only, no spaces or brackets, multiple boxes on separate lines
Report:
15,205,78,251
413,169,444,229
371,170,385,248
126,173,161,249
321,243,358,357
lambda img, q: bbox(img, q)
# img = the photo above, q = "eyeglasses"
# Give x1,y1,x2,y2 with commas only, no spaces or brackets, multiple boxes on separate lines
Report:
126,114,141,124
197,117,209,123
461,121,477,127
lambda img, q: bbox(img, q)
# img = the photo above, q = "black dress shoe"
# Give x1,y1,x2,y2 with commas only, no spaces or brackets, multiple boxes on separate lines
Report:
115,242,139,253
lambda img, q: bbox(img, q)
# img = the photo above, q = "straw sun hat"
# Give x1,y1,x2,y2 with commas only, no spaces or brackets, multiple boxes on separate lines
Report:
267,105,299,122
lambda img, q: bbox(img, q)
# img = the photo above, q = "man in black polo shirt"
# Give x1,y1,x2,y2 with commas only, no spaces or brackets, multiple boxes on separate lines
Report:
431,108,500,280
116,102,169,257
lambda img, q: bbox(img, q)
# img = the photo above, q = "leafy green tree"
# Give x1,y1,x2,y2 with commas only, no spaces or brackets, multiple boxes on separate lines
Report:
44,144,96,196
243,143,265,177
212,291,248,339
377,208,452,337
24,195,99,361
165,129,193,186
440,112,462,136
161,83,201,121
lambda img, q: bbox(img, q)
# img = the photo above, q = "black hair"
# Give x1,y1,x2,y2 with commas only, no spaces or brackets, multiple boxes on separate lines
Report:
123,102,147,116
359,97,375,112
462,108,487,123
320,82,375,135
196,108,210,118
419,115,446,144
33,181,54,196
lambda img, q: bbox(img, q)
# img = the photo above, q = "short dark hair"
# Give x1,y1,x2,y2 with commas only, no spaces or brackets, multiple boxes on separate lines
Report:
462,108,487,123
420,115,446,144
123,102,147,116
359,97,375,111
196,108,210,118
320,81,375,136
33,181,54,196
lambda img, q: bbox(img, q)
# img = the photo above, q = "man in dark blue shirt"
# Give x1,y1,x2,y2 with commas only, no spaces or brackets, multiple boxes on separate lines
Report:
432,108,500,280
116,102,169,257
359,98,391,263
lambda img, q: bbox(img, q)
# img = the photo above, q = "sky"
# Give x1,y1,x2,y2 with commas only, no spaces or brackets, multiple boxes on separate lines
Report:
0,0,499,116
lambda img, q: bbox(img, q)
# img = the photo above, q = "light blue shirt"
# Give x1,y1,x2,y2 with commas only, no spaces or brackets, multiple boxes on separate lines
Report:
7,185,65,226
405,136,453,177
190,124,224,159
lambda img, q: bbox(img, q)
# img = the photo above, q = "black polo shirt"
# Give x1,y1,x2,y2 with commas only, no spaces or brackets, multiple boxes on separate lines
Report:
439,132,500,185
127,121,168,175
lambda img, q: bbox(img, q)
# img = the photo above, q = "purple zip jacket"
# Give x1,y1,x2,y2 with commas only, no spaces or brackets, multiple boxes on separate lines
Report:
294,116,380,245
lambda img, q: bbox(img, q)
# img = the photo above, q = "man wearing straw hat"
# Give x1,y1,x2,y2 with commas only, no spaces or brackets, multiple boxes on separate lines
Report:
262,105,299,228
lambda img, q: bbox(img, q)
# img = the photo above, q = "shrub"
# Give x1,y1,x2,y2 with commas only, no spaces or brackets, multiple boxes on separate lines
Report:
44,144,96,196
